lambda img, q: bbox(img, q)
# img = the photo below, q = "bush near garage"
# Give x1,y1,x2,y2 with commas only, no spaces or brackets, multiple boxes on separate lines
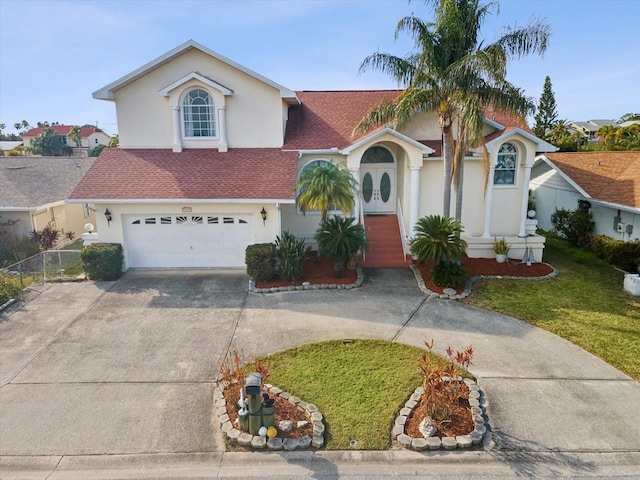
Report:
275,231,309,282
80,243,124,281
245,243,275,281
588,234,640,273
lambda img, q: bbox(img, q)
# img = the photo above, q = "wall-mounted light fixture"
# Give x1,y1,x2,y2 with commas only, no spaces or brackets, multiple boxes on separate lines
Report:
260,207,267,226
104,208,112,227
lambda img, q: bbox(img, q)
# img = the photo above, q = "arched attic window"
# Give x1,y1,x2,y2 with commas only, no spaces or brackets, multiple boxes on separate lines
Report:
493,142,518,185
182,89,216,137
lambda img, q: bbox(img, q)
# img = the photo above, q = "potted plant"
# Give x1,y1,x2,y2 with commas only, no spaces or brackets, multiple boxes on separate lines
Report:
493,237,510,263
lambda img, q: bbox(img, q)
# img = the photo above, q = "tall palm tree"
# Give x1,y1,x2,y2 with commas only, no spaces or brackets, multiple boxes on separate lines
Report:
296,162,357,222
354,0,550,221
596,124,617,149
68,125,82,147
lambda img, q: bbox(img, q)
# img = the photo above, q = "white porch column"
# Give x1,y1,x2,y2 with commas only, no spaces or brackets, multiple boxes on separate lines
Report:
171,106,182,153
218,106,228,152
482,165,495,237
349,167,360,220
410,166,422,234
518,164,533,237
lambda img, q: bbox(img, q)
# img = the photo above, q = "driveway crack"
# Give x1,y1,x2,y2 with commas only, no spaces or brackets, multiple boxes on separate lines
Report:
390,295,429,342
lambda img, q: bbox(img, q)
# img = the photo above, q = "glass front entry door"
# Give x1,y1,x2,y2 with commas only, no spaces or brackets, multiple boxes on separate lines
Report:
361,167,395,213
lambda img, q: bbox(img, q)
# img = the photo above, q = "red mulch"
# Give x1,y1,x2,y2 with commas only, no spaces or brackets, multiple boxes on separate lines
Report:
256,252,357,288
224,387,313,440
414,256,554,295
404,382,474,439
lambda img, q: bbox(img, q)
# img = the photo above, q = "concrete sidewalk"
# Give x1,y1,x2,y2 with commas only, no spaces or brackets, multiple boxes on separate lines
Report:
1,269,638,478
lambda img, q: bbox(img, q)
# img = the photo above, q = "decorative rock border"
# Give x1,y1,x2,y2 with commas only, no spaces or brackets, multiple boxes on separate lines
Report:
392,378,487,451
214,382,325,450
249,267,364,293
410,263,559,300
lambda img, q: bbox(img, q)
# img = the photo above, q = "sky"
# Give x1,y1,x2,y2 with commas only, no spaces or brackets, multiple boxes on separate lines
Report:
1,0,639,136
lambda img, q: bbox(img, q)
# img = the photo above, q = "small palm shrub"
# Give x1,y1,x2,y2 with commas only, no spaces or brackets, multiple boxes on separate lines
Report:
275,231,309,282
315,216,367,278
410,215,469,288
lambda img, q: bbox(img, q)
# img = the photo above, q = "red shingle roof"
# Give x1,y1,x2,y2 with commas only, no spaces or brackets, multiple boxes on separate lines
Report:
545,152,640,209
22,125,105,138
69,148,298,201
284,90,402,150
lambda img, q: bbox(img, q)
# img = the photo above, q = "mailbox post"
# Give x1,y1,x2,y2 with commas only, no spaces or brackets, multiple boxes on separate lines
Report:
245,372,262,435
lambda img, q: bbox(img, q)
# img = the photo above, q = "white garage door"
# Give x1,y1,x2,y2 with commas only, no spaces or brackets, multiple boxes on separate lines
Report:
123,214,254,268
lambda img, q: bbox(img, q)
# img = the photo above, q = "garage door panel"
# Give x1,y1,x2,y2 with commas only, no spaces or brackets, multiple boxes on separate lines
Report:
124,214,254,268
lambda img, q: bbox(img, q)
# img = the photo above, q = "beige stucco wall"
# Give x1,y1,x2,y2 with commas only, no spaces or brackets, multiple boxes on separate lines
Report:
114,49,286,149
90,202,284,268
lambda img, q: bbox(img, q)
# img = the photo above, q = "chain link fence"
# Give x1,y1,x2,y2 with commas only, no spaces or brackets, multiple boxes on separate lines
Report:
1,250,84,287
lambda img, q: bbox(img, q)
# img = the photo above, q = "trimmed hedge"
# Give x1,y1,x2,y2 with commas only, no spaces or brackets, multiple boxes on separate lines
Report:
588,235,640,273
80,243,124,281
245,243,275,281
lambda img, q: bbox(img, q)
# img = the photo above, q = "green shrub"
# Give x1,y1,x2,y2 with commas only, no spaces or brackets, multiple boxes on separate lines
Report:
0,272,24,304
314,216,367,278
588,234,640,272
275,231,309,282
245,243,275,281
80,243,123,281
551,208,594,247
431,262,469,288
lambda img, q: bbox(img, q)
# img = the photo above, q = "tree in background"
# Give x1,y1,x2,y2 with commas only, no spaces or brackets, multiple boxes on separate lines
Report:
108,134,119,147
619,113,640,123
68,125,82,147
355,0,550,221
533,76,558,139
28,128,72,156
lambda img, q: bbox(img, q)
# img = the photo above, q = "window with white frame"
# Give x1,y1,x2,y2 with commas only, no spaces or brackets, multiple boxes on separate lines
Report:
182,89,216,137
494,143,518,185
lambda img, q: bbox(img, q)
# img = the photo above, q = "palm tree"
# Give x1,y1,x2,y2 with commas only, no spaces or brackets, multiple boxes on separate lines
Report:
314,216,368,278
596,124,617,149
355,0,550,221
108,134,119,148
296,162,357,222
68,125,82,147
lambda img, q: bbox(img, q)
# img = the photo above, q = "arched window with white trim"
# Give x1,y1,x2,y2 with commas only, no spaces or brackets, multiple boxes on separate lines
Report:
182,89,215,137
494,142,518,185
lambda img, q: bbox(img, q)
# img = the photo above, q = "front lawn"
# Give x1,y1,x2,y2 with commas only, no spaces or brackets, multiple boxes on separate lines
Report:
264,339,437,450
464,237,640,380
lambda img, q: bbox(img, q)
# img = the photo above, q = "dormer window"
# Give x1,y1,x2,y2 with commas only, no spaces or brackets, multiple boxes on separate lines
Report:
183,89,215,137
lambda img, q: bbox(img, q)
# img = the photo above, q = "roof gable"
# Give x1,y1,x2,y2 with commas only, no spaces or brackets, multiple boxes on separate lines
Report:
93,40,298,104
158,71,233,96
540,152,640,209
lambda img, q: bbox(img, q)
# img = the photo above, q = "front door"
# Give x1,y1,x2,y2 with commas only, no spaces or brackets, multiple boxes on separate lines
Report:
361,167,395,213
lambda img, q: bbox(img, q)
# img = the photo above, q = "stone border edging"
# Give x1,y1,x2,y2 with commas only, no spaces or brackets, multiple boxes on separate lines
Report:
214,382,325,451
249,267,364,293
410,263,559,300
392,378,487,451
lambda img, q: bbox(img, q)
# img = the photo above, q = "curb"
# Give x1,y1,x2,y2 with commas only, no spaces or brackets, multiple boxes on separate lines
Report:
392,378,488,451
214,383,325,450
248,267,364,293
410,263,559,300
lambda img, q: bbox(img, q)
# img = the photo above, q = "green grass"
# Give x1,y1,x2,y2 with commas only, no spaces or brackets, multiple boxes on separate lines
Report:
465,237,640,380
264,339,427,450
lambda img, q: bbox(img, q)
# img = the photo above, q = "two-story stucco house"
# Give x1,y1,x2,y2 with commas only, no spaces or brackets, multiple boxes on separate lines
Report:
22,125,111,156
69,40,556,270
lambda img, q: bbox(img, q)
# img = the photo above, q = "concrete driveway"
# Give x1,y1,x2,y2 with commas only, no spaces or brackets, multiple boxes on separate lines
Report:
1,269,639,479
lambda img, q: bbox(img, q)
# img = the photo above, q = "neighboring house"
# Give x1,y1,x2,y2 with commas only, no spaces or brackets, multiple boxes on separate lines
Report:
22,125,110,156
568,119,619,143
0,156,96,240
0,141,23,154
531,152,640,241
68,40,557,270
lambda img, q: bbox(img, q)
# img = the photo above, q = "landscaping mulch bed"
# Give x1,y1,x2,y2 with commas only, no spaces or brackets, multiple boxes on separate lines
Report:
414,255,555,295
404,382,474,439
256,252,357,289
224,387,313,439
